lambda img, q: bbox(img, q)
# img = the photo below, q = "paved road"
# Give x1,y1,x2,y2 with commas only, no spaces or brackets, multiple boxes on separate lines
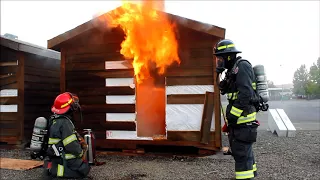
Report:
221,99,320,130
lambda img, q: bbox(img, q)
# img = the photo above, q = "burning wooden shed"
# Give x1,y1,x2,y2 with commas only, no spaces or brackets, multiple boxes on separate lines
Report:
48,2,225,154
0,35,61,145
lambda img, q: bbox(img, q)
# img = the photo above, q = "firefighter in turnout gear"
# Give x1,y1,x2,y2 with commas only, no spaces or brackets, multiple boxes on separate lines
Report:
43,92,90,179
214,39,259,179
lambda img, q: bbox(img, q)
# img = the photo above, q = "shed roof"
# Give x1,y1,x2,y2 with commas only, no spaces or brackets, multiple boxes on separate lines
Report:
47,5,226,51
1,35,60,60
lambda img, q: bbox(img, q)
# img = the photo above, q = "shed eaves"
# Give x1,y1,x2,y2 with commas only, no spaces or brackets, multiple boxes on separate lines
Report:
47,5,226,52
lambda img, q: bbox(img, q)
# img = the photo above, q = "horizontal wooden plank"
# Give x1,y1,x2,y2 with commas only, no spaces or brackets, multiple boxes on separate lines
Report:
81,104,135,113
189,48,213,59
24,96,54,105
167,131,215,142
24,105,51,113
67,78,106,89
0,96,19,105
66,61,105,71
0,65,18,75
66,52,125,63
0,121,19,129
0,112,18,121
0,128,20,136
24,82,60,92
79,95,107,105
65,43,123,56
166,76,213,86
166,67,213,77
24,74,60,84
1,46,18,62
0,75,17,87
105,60,133,70
77,121,136,131
24,53,60,70
0,62,17,66
24,90,60,98
167,94,206,104
24,66,60,78
69,87,135,96
66,70,134,80
0,136,19,143
0,82,17,90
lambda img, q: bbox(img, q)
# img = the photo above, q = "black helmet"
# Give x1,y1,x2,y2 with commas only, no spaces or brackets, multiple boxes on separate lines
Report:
214,39,242,55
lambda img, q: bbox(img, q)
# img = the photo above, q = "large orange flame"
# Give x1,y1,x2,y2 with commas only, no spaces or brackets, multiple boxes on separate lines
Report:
108,0,180,84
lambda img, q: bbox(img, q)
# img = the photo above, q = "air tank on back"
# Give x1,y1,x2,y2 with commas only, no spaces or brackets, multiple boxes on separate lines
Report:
30,117,48,152
253,65,269,103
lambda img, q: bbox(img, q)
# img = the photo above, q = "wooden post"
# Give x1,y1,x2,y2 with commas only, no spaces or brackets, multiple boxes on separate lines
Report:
60,48,66,93
17,51,25,143
213,52,222,149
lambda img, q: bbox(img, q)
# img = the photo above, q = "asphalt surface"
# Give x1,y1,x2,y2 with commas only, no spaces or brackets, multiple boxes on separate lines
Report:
222,99,320,131
1,131,319,180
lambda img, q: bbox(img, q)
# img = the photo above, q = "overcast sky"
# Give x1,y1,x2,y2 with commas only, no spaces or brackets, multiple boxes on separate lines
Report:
1,0,319,85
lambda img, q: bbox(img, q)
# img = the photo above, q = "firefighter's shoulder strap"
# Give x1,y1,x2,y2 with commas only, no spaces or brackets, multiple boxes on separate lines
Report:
231,57,252,75
47,114,75,130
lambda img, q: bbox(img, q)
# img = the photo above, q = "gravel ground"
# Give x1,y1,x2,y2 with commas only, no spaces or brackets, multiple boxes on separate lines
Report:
1,130,319,180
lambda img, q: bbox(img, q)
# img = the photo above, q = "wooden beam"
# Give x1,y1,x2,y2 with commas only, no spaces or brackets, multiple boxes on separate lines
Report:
200,92,215,144
81,104,135,113
166,94,205,104
0,74,17,87
213,54,222,148
0,65,18,75
167,131,215,142
105,60,133,70
17,51,25,142
0,96,19,105
0,112,18,121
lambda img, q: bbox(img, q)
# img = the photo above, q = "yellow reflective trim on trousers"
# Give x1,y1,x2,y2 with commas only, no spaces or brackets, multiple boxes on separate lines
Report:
65,153,77,160
235,170,254,179
62,134,77,146
253,163,257,171
227,92,238,100
57,164,64,177
217,44,235,50
230,106,243,117
252,82,256,90
237,112,257,124
48,138,61,144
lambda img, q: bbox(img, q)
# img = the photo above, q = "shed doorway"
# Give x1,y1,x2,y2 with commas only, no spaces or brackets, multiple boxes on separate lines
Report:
135,73,166,138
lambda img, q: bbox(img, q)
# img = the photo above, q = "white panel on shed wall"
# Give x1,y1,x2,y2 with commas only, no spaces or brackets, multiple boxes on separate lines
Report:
106,130,152,140
166,85,214,95
165,104,215,131
106,113,136,121
106,95,135,104
105,78,134,87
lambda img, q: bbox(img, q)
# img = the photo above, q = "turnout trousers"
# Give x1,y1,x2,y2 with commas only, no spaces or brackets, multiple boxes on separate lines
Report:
228,125,258,180
44,157,90,179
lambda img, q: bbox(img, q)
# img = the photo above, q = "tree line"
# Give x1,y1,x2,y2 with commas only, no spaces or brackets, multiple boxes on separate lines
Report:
292,57,320,99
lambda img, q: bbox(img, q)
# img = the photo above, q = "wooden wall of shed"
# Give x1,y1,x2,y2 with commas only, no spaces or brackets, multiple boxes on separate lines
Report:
61,24,222,146
0,46,21,144
0,45,60,144
63,27,134,139
23,53,61,140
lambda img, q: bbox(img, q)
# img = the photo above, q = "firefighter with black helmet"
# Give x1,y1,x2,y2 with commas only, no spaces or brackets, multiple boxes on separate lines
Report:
214,39,259,179
43,92,90,179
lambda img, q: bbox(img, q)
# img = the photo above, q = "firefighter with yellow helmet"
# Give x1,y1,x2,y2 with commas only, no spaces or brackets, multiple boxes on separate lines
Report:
214,39,259,180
